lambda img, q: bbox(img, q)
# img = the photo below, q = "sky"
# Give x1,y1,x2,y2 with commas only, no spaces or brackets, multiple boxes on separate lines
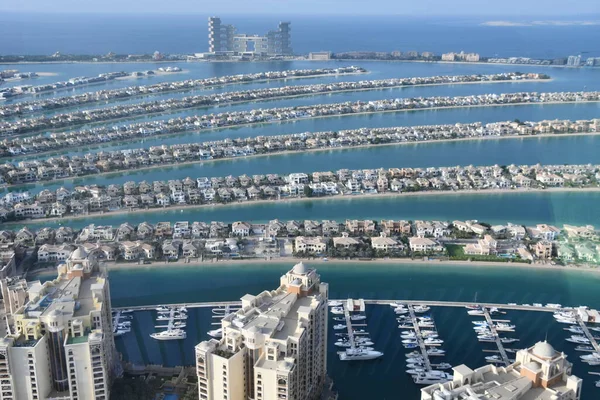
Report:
2,0,600,16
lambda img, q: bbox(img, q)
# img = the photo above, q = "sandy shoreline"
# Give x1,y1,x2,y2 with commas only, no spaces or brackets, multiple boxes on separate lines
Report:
7,77,550,139
5,130,598,190
27,257,600,280
6,186,600,226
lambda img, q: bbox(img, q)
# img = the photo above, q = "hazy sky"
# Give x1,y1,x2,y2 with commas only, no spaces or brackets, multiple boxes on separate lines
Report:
3,0,599,16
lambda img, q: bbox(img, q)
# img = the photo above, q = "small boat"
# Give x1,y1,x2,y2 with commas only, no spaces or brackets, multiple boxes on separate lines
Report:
406,357,425,364
350,315,367,321
405,351,421,358
150,329,186,340
485,355,503,363
566,336,590,344
467,310,485,316
208,328,222,338
413,305,430,313
402,339,418,344
501,338,520,344
403,343,418,349
465,305,481,310
333,324,347,330
339,348,383,361
407,368,428,375
427,348,446,356
575,345,596,352
433,362,452,370
156,306,170,312
212,308,227,315
328,300,343,307
389,302,405,308
545,303,562,309
565,327,584,334
424,338,443,346
121,309,134,313
330,307,345,315
334,341,352,348
412,372,452,385
333,317,345,322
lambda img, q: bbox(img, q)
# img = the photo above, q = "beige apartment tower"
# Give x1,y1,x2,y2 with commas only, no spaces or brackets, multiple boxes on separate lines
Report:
0,247,116,400
196,262,329,400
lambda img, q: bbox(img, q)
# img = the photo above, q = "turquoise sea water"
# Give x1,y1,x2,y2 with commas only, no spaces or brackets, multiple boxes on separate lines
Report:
103,262,600,399
8,29,600,399
9,191,600,230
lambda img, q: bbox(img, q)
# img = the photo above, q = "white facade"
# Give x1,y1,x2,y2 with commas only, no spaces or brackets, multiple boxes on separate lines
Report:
195,262,329,400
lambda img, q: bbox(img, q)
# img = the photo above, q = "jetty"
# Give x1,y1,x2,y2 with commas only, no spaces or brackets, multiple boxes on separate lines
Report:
407,304,432,370
482,307,511,366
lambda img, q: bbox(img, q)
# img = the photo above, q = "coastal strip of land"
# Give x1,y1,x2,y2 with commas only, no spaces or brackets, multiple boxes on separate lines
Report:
2,118,598,187
3,160,600,224
1,66,367,112
0,72,547,136
3,89,595,158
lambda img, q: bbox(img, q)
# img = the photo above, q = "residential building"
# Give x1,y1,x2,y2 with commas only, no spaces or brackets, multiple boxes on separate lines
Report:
409,237,442,253
535,241,553,259
332,232,360,248
464,235,498,256
421,341,582,400
295,236,327,253
37,244,75,263
195,262,329,400
232,221,252,237
0,247,116,400
370,233,401,251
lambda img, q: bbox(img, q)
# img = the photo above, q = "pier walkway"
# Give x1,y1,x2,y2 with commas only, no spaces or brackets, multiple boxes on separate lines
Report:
407,304,432,371
483,308,510,366
343,305,356,349
577,317,600,353
114,299,567,313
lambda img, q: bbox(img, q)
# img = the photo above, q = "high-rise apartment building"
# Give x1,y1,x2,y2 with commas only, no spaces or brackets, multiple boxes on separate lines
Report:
567,55,582,66
0,247,116,400
195,262,328,400
421,341,582,400
208,17,293,55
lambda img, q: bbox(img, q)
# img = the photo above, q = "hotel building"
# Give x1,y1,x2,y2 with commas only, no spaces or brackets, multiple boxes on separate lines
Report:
421,341,582,400
0,247,116,400
195,262,329,400
208,17,292,55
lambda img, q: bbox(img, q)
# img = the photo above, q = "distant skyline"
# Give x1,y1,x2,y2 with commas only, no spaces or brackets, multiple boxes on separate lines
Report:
2,0,600,16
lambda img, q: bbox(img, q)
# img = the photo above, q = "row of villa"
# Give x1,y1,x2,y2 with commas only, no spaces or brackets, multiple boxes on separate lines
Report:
0,66,366,116
0,219,597,265
2,118,599,184
1,163,599,220
0,73,553,137
3,90,597,157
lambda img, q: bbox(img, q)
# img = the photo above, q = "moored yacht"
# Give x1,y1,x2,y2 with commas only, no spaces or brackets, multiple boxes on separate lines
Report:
339,348,383,361
150,329,186,340
208,328,223,338
412,371,452,385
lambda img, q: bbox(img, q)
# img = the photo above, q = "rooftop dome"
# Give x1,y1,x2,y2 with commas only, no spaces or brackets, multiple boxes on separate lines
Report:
292,261,308,275
71,246,88,260
533,341,556,359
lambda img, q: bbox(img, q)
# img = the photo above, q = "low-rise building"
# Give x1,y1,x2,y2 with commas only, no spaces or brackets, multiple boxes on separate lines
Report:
295,236,328,253
420,341,582,400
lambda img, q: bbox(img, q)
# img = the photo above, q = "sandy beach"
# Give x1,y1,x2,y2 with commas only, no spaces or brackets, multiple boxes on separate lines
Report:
5,130,597,189
6,186,600,226
26,256,600,280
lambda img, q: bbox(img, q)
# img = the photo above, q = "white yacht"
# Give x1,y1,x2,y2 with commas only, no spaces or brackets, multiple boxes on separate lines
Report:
580,353,600,362
467,309,485,316
330,307,345,315
565,326,584,334
333,317,345,322
424,338,443,346
501,338,520,344
406,357,425,364
495,323,516,332
405,351,421,358
485,355,503,363
402,339,418,345
413,305,431,313
208,328,223,338
350,315,367,321
401,332,417,339
328,300,343,307
427,348,446,356
156,306,170,312
339,348,383,361
545,303,562,309
407,368,428,375
412,371,452,385
389,302,405,308
433,362,452,370
333,324,347,330
150,329,186,340
334,341,352,348
566,336,590,344
575,345,596,352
